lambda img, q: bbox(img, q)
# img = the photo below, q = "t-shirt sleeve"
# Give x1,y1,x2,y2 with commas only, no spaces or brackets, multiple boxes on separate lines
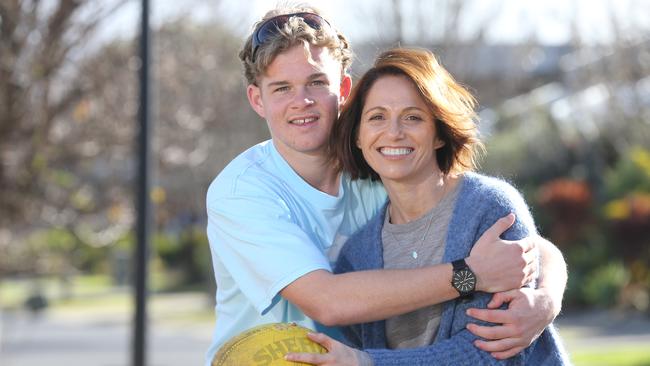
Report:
207,186,331,315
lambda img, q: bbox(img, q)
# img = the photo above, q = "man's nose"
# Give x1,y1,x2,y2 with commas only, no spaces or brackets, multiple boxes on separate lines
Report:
292,87,315,108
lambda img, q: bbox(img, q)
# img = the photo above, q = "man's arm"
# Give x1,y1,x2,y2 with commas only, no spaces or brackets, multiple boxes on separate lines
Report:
536,236,567,316
281,215,537,326
466,237,567,359
211,186,534,328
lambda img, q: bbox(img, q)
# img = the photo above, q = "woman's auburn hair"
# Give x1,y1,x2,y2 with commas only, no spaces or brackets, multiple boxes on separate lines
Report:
329,47,484,180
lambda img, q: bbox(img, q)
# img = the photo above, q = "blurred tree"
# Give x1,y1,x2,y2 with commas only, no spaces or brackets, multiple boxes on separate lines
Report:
537,178,593,249
0,4,268,292
152,18,268,231
146,18,268,291
0,0,128,275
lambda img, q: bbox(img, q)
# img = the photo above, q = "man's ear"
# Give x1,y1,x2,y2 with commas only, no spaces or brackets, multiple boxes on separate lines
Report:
339,74,352,106
247,84,265,118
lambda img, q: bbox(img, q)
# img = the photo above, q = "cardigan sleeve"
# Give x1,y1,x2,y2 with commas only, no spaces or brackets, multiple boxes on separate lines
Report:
472,176,539,290
366,327,524,365
365,326,564,366
474,175,538,241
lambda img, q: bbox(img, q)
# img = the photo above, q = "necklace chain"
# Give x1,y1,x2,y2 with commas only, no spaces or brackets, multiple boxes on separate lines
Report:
387,178,447,260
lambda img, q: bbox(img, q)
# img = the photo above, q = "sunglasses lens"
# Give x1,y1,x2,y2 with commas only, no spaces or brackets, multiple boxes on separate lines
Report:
251,13,333,61
253,16,287,49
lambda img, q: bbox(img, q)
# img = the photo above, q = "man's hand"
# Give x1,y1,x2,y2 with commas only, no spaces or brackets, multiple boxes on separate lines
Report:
466,287,556,359
466,214,538,293
284,332,371,366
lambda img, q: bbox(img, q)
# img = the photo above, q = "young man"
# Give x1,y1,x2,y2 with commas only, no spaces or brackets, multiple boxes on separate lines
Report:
205,5,567,365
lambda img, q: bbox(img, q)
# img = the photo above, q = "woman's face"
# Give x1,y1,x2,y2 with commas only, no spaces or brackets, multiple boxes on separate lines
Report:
357,74,444,185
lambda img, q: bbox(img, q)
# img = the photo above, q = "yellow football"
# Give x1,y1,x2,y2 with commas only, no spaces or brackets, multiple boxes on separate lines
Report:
212,323,327,366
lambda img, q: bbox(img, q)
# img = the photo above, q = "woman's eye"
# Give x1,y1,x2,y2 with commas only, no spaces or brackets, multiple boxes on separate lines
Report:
368,114,384,121
405,115,423,121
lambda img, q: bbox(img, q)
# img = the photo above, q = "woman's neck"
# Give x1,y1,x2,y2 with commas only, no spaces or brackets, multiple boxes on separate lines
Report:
384,171,456,224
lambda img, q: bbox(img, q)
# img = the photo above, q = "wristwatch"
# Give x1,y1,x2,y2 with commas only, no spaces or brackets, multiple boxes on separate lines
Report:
451,258,476,299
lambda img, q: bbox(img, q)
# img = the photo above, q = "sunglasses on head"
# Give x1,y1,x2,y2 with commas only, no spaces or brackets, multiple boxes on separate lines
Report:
250,12,335,62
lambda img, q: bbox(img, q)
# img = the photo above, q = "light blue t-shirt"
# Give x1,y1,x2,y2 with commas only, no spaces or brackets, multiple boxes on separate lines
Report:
204,140,386,365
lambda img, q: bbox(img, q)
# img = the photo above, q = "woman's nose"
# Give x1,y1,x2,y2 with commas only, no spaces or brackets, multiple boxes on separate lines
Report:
387,118,404,137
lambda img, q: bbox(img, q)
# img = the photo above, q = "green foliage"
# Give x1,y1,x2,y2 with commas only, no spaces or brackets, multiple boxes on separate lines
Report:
604,147,650,199
562,235,612,308
47,169,77,189
527,146,650,310
486,107,650,310
582,261,629,308
22,227,112,274
29,227,77,253
154,232,181,265
152,226,212,291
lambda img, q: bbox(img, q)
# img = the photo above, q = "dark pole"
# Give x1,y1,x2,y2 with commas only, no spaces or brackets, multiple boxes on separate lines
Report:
134,0,150,365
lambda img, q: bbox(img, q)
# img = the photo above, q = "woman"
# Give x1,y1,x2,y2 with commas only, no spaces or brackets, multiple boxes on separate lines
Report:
285,48,568,365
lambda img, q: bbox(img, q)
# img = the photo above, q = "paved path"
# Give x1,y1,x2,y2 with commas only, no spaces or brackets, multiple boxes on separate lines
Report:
0,293,214,366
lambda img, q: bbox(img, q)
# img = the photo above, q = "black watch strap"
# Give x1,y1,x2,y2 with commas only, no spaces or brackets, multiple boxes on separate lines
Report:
452,258,467,271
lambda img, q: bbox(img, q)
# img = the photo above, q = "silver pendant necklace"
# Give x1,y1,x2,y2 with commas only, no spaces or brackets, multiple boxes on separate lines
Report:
412,210,435,259
388,205,436,260
388,177,447,260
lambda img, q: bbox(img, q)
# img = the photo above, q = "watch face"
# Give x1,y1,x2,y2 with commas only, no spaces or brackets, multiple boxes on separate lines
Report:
453,269,476,293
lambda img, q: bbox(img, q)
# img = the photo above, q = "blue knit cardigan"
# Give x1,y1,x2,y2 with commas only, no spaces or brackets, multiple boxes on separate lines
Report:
334,172,569,365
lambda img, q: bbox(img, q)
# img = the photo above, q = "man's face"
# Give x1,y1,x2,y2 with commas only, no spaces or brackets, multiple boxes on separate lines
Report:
247,44,351,162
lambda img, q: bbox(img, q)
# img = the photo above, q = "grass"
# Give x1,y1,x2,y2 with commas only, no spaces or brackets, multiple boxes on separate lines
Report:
0,274,114,309
0,273,214,327
0,271,185,310
557,314,650,366
571,347,650,366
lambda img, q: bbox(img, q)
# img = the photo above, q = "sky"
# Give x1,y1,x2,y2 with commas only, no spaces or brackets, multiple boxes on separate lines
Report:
106,0,650,46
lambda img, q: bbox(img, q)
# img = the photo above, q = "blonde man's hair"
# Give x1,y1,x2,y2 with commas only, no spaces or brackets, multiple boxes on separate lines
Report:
239,4,352,85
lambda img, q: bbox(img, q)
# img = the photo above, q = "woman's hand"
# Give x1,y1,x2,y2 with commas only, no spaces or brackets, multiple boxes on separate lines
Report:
466,214,538,293
284,332,372,366
466,287,555,359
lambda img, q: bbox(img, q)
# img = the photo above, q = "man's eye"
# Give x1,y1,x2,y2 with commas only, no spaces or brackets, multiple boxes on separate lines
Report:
311,80,326,86
274,86,289,93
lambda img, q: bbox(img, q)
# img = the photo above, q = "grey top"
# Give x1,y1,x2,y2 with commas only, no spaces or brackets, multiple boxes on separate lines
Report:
381,179,461,349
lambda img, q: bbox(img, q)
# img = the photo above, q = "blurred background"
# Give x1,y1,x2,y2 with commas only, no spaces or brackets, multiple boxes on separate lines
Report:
0,0,649,365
